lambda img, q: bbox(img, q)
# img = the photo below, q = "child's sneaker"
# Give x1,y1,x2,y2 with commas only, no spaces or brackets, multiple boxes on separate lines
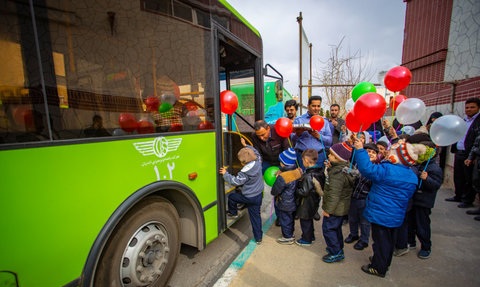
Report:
322,250,345,263
295,238,312,246
393,247,409,257
361,264,385,278
276,237,295,245
417,249,431,259
227,212,238,219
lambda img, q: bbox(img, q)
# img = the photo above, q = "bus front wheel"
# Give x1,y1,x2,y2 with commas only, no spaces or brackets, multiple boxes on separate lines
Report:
94,196,180,286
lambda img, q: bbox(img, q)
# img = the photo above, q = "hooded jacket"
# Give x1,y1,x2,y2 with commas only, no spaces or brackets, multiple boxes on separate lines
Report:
354,148,417,228
223,146,263,198
322,161,355,216
271,166,302,212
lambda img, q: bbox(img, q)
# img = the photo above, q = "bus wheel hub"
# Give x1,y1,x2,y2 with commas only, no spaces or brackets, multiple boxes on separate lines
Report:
121,222,170,286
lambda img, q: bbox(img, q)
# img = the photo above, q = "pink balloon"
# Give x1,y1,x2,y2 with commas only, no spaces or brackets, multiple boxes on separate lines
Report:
353,92,387,124
384,66,412,92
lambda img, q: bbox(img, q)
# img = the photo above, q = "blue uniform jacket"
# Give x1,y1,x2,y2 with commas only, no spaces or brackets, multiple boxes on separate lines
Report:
354,148,418,228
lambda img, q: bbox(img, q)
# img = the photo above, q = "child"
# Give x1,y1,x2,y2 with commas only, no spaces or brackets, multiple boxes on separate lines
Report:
321,142,355,263
345,143,379,251
220,145,264,244
295,149,324,246
352,135,423,277
408,141,443,258
271,148,302,244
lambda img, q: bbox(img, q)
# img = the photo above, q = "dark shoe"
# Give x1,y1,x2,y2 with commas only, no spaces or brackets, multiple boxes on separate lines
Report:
275,218,281,226
445,197,461,202
227,212,238,219
474,216,480,221
458,202,474,208
344,234,359,244
417,249,431,259
361,264,385,278
322,250,345,263
466,208,480,215
295,239,312,246
354,241,368,250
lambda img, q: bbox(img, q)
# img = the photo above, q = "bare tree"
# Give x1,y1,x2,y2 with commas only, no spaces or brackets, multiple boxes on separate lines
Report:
313,37,374,117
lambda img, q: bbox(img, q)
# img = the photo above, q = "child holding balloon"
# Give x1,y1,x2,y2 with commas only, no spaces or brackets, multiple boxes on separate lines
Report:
271,148,302,245
220,145,264,244
294,149,324,246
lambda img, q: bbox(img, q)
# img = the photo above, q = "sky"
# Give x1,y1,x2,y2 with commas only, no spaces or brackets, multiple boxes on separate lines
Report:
227,0,407,100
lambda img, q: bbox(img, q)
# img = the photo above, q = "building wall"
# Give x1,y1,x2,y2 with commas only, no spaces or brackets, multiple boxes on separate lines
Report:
444,0,480,81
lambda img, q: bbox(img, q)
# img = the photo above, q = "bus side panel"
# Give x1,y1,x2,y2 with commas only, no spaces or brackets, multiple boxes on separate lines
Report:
0,133,218,287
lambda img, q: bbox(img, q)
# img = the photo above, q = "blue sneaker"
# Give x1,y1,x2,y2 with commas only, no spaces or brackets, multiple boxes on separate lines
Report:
322,250,345,263
295,238,312,246
418,249,431,259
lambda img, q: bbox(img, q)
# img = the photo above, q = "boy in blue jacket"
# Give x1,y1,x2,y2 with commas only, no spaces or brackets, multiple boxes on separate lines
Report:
352,135,423,278
271,148,302,244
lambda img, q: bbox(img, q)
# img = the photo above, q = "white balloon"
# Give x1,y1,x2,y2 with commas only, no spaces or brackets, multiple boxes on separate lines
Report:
401,125,415,136
345,98,354,112
430,115,467,146
395,98,426,125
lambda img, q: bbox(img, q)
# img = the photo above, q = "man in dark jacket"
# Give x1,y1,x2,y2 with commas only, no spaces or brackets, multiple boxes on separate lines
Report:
251,120,289,174
447,97,480,208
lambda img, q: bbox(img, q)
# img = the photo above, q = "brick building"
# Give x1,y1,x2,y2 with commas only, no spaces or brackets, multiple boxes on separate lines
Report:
401,0,480,118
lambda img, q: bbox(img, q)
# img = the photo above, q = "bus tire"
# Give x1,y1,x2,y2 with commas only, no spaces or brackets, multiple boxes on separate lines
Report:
93,196,180,287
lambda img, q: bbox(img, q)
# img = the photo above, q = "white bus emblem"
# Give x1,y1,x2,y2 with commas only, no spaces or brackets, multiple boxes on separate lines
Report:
134,136,182,158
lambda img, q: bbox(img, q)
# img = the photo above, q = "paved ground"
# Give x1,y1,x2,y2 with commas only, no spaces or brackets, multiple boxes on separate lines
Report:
214,188,480,287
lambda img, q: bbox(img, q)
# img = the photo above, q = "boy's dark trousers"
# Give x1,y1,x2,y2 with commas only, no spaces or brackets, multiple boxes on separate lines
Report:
276,208,295,238
371,223,397,275
407,206,432,251
228,192,263,242
322,215,344,254
299,218,314,242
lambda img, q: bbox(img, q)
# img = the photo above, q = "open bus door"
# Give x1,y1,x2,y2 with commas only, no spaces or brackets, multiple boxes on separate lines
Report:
216,30,263,229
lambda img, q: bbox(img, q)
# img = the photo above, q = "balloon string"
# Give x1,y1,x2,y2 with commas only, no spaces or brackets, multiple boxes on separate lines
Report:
349,124,363,170
319,134,328,166
418,147,436,189
288,137,301,167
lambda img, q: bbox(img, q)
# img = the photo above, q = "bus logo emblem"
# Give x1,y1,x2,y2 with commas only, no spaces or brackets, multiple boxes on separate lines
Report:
134,136,182,158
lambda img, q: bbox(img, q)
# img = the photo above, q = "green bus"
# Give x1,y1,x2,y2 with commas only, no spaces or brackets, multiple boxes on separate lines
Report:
0,0,266,286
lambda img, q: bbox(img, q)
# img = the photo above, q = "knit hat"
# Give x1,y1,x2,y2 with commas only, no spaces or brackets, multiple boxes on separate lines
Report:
238,147,257,165
279,148,297,167
363,143,379,154
388,142,426,166
329,142,353,162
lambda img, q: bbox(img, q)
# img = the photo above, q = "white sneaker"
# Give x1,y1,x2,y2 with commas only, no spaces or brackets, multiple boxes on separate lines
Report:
276,237,295,245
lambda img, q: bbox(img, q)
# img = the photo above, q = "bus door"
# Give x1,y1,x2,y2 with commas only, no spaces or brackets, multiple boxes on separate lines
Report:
216,33,263,229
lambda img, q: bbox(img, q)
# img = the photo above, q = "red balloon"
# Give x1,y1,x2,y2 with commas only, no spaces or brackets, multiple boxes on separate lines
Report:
220,90,238,115
384,66,412,92
145,96,159,112
198,120,214,130
185,101,198,111
390,94,407,111
353,92,387,124
137,119,155,134
275,117,293,138
345,111,369,133
119,113,137,132
310,115,325,131
169,123,183,132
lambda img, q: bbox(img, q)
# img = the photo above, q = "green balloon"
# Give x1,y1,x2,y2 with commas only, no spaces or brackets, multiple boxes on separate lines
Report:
158,102,173,113
263,166,280,187
351,82,376,102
